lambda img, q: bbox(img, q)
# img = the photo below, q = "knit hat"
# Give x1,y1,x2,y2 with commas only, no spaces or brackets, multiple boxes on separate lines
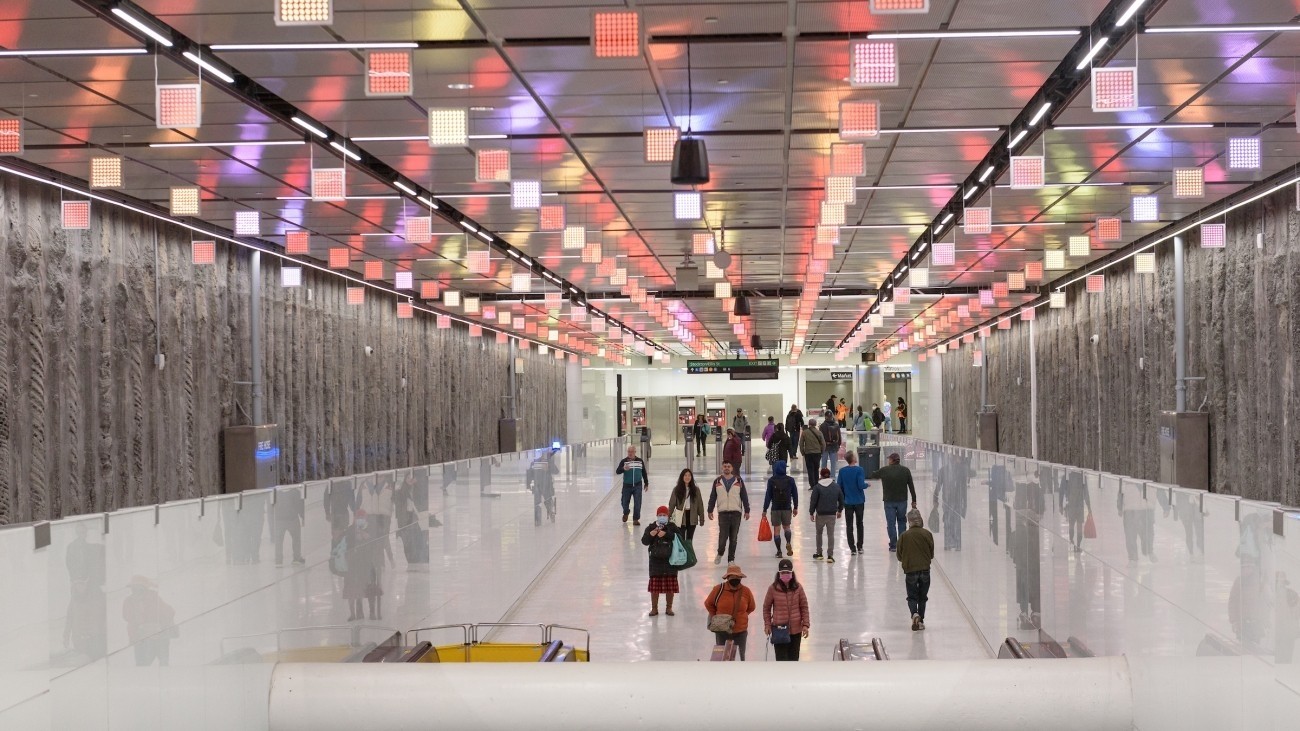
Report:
656,505,670,516
723,563,746,579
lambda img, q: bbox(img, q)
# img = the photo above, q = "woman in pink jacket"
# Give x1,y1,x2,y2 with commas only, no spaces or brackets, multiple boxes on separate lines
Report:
762,558,810,661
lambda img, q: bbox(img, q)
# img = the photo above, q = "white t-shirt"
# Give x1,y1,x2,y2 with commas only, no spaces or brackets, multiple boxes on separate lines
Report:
881,402,892,419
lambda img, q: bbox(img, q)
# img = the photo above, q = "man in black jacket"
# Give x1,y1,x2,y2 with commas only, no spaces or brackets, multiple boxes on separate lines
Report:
784,404,804,470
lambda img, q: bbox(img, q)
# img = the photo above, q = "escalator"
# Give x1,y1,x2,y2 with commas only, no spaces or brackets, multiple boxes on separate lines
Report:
833,638,889,661
999,630,1094,659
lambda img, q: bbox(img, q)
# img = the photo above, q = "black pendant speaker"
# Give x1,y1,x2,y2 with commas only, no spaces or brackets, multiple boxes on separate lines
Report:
670,137,710,185
733,295,751,316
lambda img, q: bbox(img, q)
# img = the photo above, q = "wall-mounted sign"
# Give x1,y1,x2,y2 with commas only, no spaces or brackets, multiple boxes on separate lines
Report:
687,358,779,376
885,371,912,382
830,371,853,381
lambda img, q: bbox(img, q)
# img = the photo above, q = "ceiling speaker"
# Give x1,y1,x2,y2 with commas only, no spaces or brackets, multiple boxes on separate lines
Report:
670,137,710,185
733,295,751,316
676,264,699,291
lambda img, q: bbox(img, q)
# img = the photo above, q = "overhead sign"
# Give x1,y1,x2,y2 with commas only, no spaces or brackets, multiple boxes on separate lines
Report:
730,370,779,381
885,371,912,381
830,371,853,381
687,358,779,376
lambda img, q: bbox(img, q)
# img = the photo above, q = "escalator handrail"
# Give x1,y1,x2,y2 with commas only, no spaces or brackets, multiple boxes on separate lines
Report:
871,637,889,661
1000,637,1029,659
538,640,565,662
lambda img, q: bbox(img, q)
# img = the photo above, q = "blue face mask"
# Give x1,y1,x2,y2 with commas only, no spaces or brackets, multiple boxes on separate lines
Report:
656,516,668,526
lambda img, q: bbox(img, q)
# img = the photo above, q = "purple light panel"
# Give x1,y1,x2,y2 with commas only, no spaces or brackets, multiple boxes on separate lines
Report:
1200,223,1226,249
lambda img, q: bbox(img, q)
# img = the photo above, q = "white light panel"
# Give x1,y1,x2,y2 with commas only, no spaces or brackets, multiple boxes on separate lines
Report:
674,191,702,219
234,210,260,236
427,108,468,147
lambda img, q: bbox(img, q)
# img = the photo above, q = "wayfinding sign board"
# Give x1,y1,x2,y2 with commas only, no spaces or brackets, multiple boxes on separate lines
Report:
687,358,779,378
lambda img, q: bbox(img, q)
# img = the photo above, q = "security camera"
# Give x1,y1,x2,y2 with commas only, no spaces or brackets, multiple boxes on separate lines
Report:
364,346,374,356
1089,334,1099,345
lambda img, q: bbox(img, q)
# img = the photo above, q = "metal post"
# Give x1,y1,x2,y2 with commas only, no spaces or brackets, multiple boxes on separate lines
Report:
507,338,518,420
979,334,989,409
615,374,624,437
1029,319,1038,460
250,249,263,425
1173,235,1187,413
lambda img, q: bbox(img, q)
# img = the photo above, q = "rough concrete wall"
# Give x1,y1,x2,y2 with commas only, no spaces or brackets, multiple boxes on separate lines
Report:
0,173,566,524
941,185,1298,505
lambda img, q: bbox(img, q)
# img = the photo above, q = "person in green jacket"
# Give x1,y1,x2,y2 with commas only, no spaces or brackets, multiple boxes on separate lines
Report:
897,509,934,631
870,452,917,552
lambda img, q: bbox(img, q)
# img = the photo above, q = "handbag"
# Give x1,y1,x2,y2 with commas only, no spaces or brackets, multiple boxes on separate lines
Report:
765,446,781,464
770,623,791,645
649,536,672,559
1083,512,1097,539
669,535,689,567
706,585,736,633
756,515,773,542
681,538,698,570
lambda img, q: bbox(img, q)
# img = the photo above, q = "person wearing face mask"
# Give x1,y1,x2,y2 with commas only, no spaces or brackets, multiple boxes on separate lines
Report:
705,564,757,660
641,506,681,617
763,558,810,661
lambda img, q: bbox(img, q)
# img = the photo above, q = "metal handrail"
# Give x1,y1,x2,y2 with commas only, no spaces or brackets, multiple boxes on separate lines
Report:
473,622,548,645
546,624,591,660
1000,637,1029,659
871,637,889,661
406,624,473,662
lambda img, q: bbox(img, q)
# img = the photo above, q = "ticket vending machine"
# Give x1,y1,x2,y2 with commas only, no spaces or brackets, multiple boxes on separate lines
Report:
677,397,697,428
705,399,727,433
630,399,648,433
620,400,630,436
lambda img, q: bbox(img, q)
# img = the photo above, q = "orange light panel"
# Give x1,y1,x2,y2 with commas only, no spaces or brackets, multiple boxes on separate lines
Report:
364,260,384,280
870,0,929,12
329,247,350,269
286,230,310,254
592,10,640,58
366,51,412,97
475,148,510,182
0,117,23,154
644,126,679,163
61,200,90,230
839,100,881,139
397,301,413,319
539,205,565,231
1007,272,1025,291
1025,261,1043,281
191,240,216,265
992,281,1009,298
420,281,441,299
830,142,865,177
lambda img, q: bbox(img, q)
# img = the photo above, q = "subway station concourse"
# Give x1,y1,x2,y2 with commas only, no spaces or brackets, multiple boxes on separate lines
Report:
1,1,1300,729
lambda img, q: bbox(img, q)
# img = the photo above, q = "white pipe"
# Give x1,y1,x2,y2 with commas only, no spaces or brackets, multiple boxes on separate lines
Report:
269,659,1134,731
1029,319,1038,460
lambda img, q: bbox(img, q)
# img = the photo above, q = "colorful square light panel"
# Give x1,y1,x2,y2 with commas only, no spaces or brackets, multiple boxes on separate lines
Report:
394,270,413,290
511,179,541,209
1009,155,1045,189
1069,235,1091,258
582,243,603,264
281,266,302,287
997,319,1011,330
1086,274,1105,294
466,249,490,274
830,142,866,177
404,216,432,244
366,51,412,97
311,167,345,201
61,200,90,230
475,149,510,183
972,350,983,367
90,157,122,188
826,176,857,205
421,281,441,299
328,247,350,269
881,301,895,317
849,40,898,88
276,0,332,26
1020,306,1036,322
820,202,846,227
611,268,628,286
363,260,384,280
436,314,451,329
346,287,364,305
539,205,565,231
1227,137,1261,170
813,242,833,261
992,281,1009,298
869,0,929,14
910,267,929,287
1132,195,1159,222
675,191,702,220
1173,167,1204,198
1200,223,1226,249
0,117,21,155
428,108,468,147
156,83,201,128
816,225,839,246
286,230,310,255
234,210,260,236
1091,67,1138,112
644,126,679,163
692,232,715,255
894,287,911,305
191,240,216,265
464,296,480,315
592,10,640,58
511,272,532,293
1007,272,1026,291
705,261,723,279
444,290,461,308
563,225,586,250
963,207,991,235
1096,217,1122,242
1134,252,1156,274
397,301,413,319
933,242,954,266
839,99,881,139
170,187,200,216
1045,249,1066,270
1050,291,1066,308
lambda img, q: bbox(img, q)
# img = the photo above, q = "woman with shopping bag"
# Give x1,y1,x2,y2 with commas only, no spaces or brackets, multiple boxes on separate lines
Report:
667,469,706,541
641,506,681,616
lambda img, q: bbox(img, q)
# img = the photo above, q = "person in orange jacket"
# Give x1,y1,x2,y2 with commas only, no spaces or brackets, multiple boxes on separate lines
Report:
705,563,757,660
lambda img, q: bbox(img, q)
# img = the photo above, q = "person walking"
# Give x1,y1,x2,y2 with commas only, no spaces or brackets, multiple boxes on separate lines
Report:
732,409,751,456
836,450,868,555
784,404,804,469
871,452,918,552
823,394,837,418
667,469,706,541
722,428,744,470
765,423,790,469
809,468,843,562
871,404,885,430
616,446,650,525
705,563,757,660
1059,470,1092,554
707,461,750,564
798,419,825,489
897,509,935,631
762,460,799,558
763,558,810,661
896,397,908,434
819,417,842,475
881,398,893,433
694,415,709,457
641,506,681,617
761,416,776,444
851,406,866,433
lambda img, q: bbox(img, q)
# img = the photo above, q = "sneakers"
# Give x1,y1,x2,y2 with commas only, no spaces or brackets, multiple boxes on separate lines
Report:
774,550,783,558
786,545,793,557
849,549,857,556
918,619,926,631
714,554,723,565
813,553,823,561
622,513,629,523
911,614,921,631
888,546,897,552
827,555,836,564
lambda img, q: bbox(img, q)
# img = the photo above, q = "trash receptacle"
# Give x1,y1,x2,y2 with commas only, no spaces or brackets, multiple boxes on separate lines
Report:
858,429,882,475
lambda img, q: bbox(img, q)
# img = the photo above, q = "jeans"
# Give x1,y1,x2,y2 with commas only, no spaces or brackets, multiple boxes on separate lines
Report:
620,483,644,520
772,632,802,661
814,515,837,556
714,630,749,661
843,503,865,551
272,520,303,563
820,449,839,474
717,511,742,562
883,501,908,548
906,569,931,620
803,454,821,488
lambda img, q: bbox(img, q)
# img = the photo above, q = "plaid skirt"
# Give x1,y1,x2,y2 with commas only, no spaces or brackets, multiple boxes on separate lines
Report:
647,575,680,594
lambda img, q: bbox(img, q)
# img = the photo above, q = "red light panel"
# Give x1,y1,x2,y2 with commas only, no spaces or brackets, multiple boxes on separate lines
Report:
364,260,384,280
963,207,991,235
311,167,345,201
0,117,22,155
1086,274,1105,293
346,287,364,305
644,127,679,163
1172,167,1204,198
366,51,412,97
405,216,431,244
420,281,441,299
475,149,511,182
869,0,929,13
839,100,881,139
397,301,413,319
849,41,898,88
191,240,216,265
329,247,350,269
61,200,90,230
539,205,565,231
1096,217,1122,242
436,314,451,329
156,84,201,129
592,10,640,58
1200,223,1226,249
830,142,865,177
1091,67,1138,112
992,281,1009,298
1009,156,1044,189
286,230,310,254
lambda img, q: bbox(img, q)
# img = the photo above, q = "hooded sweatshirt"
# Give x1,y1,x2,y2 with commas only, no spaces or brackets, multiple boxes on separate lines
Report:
809,480,844,516
763,461,799,512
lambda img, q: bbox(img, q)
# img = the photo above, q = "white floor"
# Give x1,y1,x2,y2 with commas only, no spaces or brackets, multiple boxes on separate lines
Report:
502,445,990,661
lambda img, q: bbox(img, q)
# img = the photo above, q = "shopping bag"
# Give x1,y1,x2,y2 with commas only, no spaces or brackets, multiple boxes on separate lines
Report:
757,515,773,542
681,537,698,570
670,535,689,567
1083,512,1097,539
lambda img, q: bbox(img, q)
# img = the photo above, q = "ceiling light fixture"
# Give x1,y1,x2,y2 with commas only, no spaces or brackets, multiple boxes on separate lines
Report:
448,82,474,90
328,140,361,161
148,140,303,148
0,47,148,57
459,220,479,233
979,165,996,182
393,180,417,196
416,196,439,210
1074,38,1109,70
1115,0,1149,27
181,50,236,83
1007,129,1029,149
1146,24,1300,34
867,28,1081,40
111,7,174,47
211,42,416,51
1052,122,1213,131
291,116,328,138
1028,101,1052,126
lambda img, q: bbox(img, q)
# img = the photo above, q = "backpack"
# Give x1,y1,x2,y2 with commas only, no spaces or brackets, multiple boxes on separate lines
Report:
769,476,795,510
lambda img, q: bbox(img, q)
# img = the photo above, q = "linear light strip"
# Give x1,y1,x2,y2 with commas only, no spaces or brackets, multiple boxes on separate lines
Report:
210,42,420,51
352,134,507,141
1075,38,1109,70
866,29,1082,40
110,8,173,47
1053,123,1216,131
0,47,148,57
181,50,236,83
1146,24,1300,34
149,140,305,148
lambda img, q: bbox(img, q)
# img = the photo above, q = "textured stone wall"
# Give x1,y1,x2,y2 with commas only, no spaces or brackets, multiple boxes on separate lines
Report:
0,173,566,524
942,184,1298,506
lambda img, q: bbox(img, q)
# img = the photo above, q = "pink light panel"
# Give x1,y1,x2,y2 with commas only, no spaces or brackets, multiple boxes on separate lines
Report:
234,210,259,236
1227,137,1261,170
1200,223,1226,249
466,249,490,274
1173,167,1204,198
644,127,679,163
475,149,511,183
366,51,412,97
1086,274,1105,293
992,281,1009,298
997,319,1011,331
1096,217,1122,242
963,207,991,235
979,289,994,306
1009,156,1045,189
813,242,834,261
364,260,384,280
830,143,866,177
397,301,413,319
61,200,90,230
849,41,898,88
286,230,310,255
933,242,954,266
156,84,201,129
311,167,345,201
592,10,641,58
0,117,21,155
839,100,881,139
539,205,565,232
395,270,413,290
1091,67,1138,112
582,243,602,264
405,216,432,244
692,233,715,255
436,314,451,329
346,287,364,305
869,0,929,13
1020,306,1036,322
328,247,350,269
191,240,216,265
894,287,911,305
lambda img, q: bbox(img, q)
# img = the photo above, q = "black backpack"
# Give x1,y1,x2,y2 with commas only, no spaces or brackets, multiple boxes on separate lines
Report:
769,476,795,510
